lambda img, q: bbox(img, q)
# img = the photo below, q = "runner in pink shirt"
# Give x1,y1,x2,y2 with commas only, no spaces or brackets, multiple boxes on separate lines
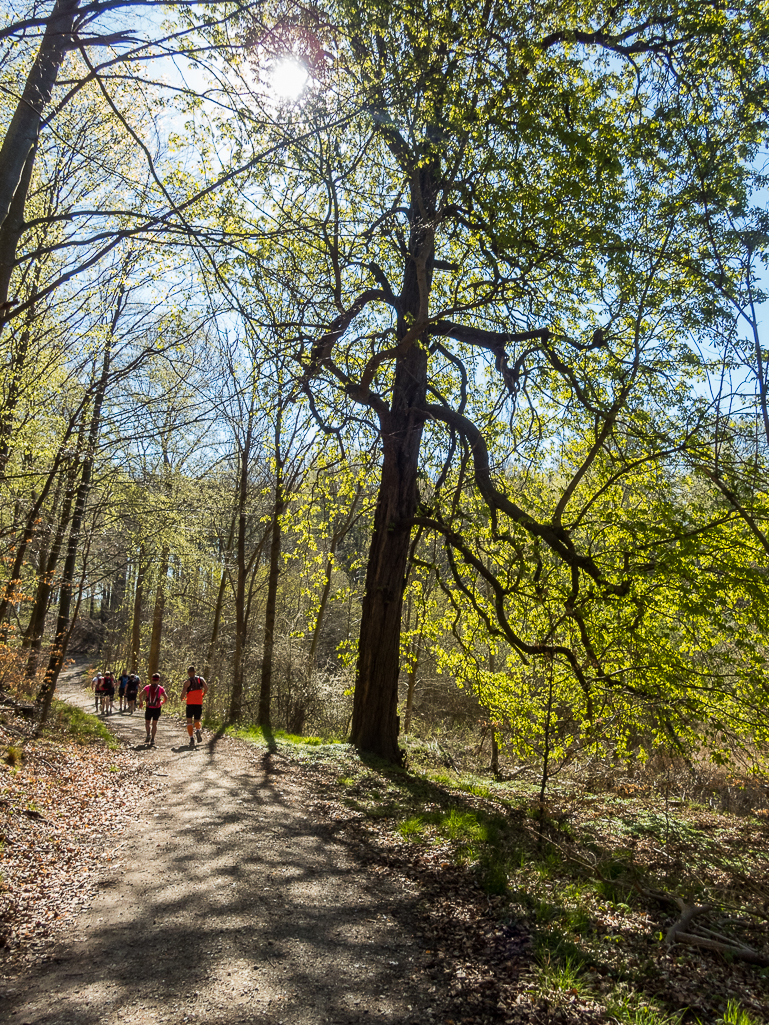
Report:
138,673,167,746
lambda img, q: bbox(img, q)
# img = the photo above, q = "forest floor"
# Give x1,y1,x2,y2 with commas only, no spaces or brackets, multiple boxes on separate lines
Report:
1,670,768,1025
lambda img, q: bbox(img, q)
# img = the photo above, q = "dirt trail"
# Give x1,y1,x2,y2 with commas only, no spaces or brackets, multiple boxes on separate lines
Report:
2,676,433,1025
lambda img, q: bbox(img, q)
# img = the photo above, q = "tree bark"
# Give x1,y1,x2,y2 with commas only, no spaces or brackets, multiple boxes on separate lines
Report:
228,425,254,724
308,483,363,668
129,548,146,672
205,514,235,680
22,457,79,676
147,548,169,677
0,0,80,230
351,165,435,761
308,542,337,668
403,641,419,735
257,458,285,728
0,143,36,311
36,339,110,721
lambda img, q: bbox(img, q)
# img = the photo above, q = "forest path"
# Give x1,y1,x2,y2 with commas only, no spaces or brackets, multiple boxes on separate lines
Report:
4,673,430,1025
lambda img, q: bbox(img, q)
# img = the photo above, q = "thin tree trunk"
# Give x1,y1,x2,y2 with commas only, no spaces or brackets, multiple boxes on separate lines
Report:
228,425,254,724
257,460,285,728
308,543,337,668
0,387,97,626
35,341,111,721
130,549,146,673
487,645,500,778
351,166,435,762
539,661,555,804
403,642,419,735
308,483,363,668
0,0,80,229
22,461,79,675
205,515,235,679
491,733,500,777
147,548,169,677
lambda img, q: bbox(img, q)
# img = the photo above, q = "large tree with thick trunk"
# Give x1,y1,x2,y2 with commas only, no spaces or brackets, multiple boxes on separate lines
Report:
240,0,768,760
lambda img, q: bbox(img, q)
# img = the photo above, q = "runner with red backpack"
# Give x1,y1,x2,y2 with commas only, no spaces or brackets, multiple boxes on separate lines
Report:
102,669,116,714
139,673,167,746
180,665,208,749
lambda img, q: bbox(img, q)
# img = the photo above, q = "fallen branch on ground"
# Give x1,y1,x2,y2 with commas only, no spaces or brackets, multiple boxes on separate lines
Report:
640,889,769,966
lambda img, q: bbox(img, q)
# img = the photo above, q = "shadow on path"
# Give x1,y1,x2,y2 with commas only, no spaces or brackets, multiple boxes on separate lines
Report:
1,682,434,1025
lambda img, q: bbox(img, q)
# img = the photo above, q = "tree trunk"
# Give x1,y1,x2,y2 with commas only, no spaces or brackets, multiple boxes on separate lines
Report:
0,165,39,477
22,458,79,676
350,161,435,761
205,516,235,679
350,351,427,760
36,341,111,722
403,636,420,735
147,548,169,677
308,542,337,668
0,0,80,230
0,143,36,310
102,567,125,667
491,733,500,777
257,464,285,728
0,377,99,626
130,549,146,672
229,426,253,724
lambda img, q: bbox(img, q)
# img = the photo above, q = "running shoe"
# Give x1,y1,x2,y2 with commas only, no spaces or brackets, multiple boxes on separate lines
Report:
189,736,195,749
195,728,203,743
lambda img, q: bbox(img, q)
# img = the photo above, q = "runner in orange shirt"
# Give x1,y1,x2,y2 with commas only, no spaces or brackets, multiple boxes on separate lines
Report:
180,665,207,749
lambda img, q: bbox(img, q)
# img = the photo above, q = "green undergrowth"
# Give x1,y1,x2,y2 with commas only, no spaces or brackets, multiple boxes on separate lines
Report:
226,722,347,754
304,750,769,1025
44,700,120,749
209,723,768,1020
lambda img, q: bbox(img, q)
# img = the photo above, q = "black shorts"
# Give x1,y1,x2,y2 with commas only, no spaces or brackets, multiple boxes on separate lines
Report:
145,707,161,721
185,704,202,721
118,683,127,696
126,692,138,702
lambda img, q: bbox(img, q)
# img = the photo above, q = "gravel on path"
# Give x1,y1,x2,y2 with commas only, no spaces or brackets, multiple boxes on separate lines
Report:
2,678,435,1025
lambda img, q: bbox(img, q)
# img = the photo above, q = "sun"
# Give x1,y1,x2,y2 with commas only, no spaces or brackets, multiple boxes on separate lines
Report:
269,58,309,101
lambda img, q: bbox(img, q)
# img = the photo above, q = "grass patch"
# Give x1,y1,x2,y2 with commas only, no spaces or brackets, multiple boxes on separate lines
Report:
397,815,427,841
230,724,342,747
537,951,585,994
3,745,23,767
605,994,683,1024
718,1001,763,1025
45,700,119,749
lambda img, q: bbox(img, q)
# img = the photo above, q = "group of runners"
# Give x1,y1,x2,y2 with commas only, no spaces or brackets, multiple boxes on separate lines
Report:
91,670,140,714
91,665,207,748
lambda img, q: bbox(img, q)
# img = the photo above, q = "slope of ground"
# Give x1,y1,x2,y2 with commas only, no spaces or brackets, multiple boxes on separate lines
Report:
0,675,438,1025
1,671,767,1025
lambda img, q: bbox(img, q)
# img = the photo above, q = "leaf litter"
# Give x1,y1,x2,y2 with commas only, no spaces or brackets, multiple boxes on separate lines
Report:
290,749,769,1025
0,704,156,970
1,705,768,1025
